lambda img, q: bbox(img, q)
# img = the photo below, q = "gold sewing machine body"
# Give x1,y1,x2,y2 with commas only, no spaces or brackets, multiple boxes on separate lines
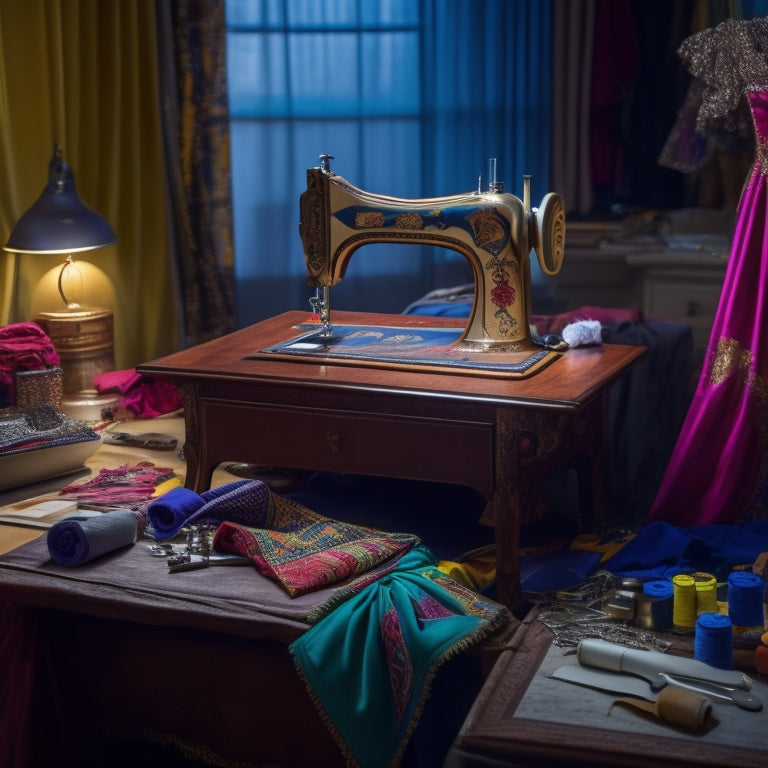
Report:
299,155,565,353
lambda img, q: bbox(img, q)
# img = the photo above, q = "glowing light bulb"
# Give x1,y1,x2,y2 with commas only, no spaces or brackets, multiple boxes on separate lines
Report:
58,254,84,309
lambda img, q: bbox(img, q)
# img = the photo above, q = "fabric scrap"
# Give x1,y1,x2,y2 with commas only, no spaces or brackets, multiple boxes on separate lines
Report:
571,528,637,565
519,548,602,593
437,553,496,592
59,462,177,509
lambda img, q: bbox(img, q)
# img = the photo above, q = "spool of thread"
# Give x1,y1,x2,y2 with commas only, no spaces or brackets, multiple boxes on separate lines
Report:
694,613,734,670
756,632,768,676
693,572,718,615
642,580,674,632
727,571,765,628
673,574,697,628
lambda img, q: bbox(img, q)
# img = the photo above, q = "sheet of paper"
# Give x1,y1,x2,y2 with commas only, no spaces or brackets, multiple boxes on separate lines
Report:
4,500,78,518
0,498,79,528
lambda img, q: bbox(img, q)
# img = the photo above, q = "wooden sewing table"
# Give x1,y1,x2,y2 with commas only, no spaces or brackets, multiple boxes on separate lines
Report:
138,310,645,613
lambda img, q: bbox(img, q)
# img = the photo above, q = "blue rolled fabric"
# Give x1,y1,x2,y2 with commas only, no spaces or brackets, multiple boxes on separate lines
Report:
146,486,205,539
47,509,138,566
145,480,264,540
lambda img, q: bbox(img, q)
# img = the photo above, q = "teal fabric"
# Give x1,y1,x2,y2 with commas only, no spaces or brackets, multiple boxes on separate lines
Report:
290,544,510,768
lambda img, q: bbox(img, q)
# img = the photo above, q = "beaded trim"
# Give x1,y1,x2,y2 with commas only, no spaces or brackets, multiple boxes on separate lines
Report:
756,138,768,175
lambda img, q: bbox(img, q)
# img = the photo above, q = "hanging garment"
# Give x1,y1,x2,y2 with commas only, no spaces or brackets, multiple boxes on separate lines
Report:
649,17,768,526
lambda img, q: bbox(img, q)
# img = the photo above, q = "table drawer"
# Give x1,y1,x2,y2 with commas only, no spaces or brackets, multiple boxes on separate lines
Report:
201,401,494,491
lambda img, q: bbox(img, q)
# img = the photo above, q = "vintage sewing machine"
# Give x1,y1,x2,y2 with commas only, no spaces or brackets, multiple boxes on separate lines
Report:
287,155,565,377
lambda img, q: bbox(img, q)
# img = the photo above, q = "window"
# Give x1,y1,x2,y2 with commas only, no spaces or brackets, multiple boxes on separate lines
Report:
226,0,552,326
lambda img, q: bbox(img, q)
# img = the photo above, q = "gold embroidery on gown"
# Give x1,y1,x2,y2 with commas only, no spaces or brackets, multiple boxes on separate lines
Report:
709,337,754,385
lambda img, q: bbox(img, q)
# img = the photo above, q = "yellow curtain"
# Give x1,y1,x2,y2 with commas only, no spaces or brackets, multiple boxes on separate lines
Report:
0,0,178,369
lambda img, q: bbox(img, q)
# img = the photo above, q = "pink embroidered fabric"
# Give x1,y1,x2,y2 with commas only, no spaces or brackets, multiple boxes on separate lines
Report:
58,462,177,514
649,17,768,525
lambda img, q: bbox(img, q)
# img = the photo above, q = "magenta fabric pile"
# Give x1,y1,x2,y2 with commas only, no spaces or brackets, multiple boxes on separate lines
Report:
93,368,183,419
0,322,59,407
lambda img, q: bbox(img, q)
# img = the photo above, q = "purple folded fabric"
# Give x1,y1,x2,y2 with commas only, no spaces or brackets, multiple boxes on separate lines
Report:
47,509,138,566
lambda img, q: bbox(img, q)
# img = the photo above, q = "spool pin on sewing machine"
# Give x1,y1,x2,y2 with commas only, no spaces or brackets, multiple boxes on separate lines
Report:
293,154,566,376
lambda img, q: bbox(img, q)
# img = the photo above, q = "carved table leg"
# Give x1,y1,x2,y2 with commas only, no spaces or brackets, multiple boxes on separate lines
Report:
175,382,207,491
490,403,605,615
491,407,525,614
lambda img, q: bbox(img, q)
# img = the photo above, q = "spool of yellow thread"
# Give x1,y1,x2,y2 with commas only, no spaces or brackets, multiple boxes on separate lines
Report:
694,572,718,615
673,574,697,628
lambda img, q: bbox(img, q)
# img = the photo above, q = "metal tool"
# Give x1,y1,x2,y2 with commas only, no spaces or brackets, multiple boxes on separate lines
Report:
104,432,178,451
552,663,657,701
578,638,753,690
651,672,762,712
168,553,251,573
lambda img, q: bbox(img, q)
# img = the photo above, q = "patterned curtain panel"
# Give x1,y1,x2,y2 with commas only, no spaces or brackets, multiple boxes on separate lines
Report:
158,0,236,347
550,0,596,217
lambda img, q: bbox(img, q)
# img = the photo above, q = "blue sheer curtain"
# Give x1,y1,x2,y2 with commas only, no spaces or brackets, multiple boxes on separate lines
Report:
226,0,552,328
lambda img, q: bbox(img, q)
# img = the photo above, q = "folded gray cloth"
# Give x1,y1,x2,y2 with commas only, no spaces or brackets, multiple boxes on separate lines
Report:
47,509,138,566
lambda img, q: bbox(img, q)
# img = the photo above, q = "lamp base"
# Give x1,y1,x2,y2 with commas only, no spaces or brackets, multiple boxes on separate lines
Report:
34,308,115,397
60,390,120,422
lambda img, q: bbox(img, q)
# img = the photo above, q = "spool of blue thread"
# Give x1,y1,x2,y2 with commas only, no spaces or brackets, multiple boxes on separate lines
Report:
727,571,766,628
695,613,734,669
642,579,674,632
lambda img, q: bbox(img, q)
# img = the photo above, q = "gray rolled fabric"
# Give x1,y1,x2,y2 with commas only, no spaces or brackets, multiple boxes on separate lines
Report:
47,509,138,566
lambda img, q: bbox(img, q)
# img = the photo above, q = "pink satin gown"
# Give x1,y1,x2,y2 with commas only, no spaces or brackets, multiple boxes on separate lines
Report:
649,17,768,526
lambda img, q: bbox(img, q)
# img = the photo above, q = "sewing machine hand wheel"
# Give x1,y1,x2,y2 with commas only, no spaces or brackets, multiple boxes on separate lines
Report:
531,192,565,275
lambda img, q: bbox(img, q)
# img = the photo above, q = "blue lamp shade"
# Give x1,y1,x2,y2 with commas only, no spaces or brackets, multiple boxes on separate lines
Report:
3,144,117,255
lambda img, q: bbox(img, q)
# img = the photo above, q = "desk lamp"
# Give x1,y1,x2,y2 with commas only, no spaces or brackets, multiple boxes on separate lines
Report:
4,144,118,415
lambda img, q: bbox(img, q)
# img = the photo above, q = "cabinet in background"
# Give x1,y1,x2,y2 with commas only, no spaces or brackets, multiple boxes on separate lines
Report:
549,215,730,357
626,252,728,353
